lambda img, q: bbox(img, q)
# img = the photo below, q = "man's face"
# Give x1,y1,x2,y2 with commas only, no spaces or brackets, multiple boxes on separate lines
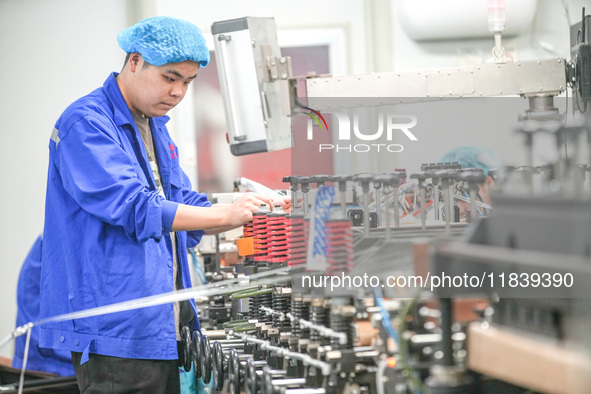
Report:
456,176,495,220
127,56,199,118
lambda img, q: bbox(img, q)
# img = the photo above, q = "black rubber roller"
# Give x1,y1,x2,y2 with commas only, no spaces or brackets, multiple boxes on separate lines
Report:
228,348,241,394
191,331,202,379
200,336,212,384
180,326,192,372
244,358,257,394
212,341,225,391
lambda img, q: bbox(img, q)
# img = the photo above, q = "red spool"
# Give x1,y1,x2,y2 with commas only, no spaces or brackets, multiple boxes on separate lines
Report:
288,215,308,267
325,219,354,275
252,212,269,262
267,213,290,264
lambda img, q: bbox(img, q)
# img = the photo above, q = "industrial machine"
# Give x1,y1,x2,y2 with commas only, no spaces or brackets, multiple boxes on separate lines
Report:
179,5,591,394
3,4,591,394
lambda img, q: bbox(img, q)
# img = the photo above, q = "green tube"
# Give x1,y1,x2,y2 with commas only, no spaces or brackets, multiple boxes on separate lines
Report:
232,324,257,333
231,288,273,300
222,320,252,329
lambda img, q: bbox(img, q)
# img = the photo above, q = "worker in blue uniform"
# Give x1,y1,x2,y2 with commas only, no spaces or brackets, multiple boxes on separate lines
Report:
39,16,277,393
13,236,74,377
439,145,502,219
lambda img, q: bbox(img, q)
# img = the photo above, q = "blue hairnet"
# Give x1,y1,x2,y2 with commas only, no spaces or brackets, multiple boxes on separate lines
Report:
438,146,502,175
117,16,210,67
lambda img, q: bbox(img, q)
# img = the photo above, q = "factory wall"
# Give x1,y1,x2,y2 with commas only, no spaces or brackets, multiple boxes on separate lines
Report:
0,0,127,360
0,0,586,360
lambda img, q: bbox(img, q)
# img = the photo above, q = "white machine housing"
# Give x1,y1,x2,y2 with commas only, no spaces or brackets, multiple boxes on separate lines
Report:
212,17,293,156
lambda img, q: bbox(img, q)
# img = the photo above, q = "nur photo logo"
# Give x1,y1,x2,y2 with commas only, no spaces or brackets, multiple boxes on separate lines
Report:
304,109,419,153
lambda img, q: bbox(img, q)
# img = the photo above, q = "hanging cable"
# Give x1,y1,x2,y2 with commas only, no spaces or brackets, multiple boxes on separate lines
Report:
189,247,207,286
17,324,33,394
373,286,400,348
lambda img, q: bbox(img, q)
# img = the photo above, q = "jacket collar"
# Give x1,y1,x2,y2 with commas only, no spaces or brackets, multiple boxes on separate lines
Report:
103,72,170,128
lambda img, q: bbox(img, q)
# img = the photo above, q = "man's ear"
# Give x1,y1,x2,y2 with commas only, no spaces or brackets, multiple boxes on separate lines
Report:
484,175,495,186
128,53,142,72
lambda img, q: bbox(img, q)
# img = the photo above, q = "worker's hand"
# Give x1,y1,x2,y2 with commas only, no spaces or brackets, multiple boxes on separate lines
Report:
273,196,292,213
228,193,274,226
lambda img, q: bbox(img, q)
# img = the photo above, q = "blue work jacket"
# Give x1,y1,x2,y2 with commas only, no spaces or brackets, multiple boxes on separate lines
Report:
39,73,210,362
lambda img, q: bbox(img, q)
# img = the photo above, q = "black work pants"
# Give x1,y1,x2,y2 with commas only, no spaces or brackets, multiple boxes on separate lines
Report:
71,352,180,394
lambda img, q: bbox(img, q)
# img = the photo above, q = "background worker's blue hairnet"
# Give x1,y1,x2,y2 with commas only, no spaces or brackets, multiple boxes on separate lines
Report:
438,146,502,176
117,16,210,67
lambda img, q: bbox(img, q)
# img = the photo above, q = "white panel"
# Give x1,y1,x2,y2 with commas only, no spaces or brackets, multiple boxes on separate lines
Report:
214,29,267,144
398,0,538,41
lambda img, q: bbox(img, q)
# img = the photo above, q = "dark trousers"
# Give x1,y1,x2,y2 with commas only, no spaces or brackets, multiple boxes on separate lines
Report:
71,352,180,394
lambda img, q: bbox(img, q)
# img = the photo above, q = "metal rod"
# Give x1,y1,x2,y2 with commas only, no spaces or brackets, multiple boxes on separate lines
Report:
419,182,427,230
363,189,371,236
384,188,391,240
374,186,381,227
255,369,288,377
443,181,451,232
215,233,221,274
285,389,326,394
272,378,307,386
440,298,454,367
469,187,478,222
393,186,400,228
220,342,246,349
433,180,440,221
293,189,300,212
0,376,78,394
525,133,534,196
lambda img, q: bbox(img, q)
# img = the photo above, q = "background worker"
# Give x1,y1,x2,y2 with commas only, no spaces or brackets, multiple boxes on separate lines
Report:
438,145,502,219
12,236,74,377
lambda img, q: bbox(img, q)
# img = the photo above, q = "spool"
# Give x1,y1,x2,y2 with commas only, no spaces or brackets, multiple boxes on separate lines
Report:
243,220,254,238
244,358,258,394
252,212,269,262
289,214,308,267
325,219,354,275
191,331,202,379
272,288,291,330
180,326,192,372
267,213,290,264
310,299,330,345
212,341,225,391
200,336,213,384
228,348,241,394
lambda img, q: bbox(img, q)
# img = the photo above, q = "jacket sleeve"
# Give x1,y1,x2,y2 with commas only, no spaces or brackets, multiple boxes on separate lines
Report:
178,167,211,247
54,114,178,242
